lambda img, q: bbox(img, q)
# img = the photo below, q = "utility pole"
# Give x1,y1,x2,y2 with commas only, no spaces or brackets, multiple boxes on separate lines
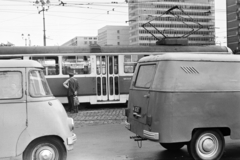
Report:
34,0,50,46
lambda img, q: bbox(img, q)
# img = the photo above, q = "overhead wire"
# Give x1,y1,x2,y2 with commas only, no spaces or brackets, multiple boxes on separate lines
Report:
0,0,228,45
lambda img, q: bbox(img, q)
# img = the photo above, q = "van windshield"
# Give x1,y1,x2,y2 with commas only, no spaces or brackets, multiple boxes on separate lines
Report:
29,70,52,97
135,64,156,88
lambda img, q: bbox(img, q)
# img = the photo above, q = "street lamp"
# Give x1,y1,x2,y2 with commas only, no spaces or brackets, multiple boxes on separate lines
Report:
34,0,50,46
22,34,31,46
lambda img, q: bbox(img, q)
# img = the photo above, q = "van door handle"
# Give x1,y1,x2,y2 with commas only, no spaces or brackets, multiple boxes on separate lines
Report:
133,112,142,118
144,94,150,98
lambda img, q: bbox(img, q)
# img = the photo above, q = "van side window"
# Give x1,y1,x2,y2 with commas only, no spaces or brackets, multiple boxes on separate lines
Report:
135,64,156,88
29,70,52,97
0,71,22,99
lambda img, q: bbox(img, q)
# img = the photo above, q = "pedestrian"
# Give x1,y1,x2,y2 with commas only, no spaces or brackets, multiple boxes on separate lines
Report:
63,72,79,113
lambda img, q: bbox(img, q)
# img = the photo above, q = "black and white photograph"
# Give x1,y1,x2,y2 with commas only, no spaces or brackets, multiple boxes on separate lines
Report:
2,0,240,160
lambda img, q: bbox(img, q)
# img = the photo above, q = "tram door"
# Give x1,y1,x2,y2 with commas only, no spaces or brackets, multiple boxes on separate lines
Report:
96,56,120,102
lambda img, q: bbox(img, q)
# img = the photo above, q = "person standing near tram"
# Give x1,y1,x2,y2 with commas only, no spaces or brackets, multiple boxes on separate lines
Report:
63,72,79,113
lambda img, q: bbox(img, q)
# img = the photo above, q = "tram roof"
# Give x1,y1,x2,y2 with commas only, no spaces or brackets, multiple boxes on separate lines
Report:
0,60,43,68
139,53,240,63
0,45,232,56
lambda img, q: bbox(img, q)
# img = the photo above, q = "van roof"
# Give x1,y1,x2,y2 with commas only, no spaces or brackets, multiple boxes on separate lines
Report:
0,60,43,68
139,53,240,63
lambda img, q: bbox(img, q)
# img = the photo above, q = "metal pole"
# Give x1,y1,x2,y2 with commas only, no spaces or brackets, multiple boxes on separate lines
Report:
43,8,46,46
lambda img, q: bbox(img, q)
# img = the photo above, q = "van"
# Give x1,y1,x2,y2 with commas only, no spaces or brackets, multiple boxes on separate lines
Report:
125,53,240,160
0,60,76,160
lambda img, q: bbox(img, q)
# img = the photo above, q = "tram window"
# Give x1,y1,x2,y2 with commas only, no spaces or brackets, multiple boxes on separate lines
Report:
31,56,59,76
109,57,113,74
62,56,91,75
124,55,138,73
114,56,118,74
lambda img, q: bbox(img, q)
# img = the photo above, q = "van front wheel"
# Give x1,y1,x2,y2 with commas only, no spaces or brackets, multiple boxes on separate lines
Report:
23,137,67,160
160,142,185,150
188,129,225,160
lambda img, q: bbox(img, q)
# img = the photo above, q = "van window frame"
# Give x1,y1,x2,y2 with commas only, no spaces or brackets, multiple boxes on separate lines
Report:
0,71,23,100
28,69,53,98
134,63,157,89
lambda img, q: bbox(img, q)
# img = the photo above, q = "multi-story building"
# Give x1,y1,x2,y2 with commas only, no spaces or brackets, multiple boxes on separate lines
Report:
128,0,215,46
61,36,98,46
98,26,129,46
226,0,240,54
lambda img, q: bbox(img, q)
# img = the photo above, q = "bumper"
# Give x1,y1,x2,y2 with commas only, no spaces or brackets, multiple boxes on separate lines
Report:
66,133,77,150
125,120,159,141
143,130,159,141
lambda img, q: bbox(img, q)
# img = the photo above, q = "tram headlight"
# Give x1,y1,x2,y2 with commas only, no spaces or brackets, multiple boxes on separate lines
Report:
68,118,75,131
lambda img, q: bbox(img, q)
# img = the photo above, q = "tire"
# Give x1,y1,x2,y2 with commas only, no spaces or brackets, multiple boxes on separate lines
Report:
160,142,185,150
188,129,225,160
23,137,67,160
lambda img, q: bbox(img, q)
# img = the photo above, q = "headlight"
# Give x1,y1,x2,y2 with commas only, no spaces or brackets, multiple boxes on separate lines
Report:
68,118,75,131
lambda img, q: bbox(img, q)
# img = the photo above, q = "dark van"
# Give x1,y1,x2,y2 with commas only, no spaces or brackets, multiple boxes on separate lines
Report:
125,53,240,160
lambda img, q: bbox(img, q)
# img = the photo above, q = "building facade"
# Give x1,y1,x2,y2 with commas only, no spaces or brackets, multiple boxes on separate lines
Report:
98,26,130,46
226,0,240,54
61,36,98,46
128,0,215,46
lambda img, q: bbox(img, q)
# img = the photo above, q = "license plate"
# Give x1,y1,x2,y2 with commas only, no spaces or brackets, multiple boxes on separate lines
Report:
133,106,141,114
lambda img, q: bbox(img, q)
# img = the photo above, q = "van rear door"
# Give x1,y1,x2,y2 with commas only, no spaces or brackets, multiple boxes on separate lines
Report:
0,68,27,157
128,63,156,124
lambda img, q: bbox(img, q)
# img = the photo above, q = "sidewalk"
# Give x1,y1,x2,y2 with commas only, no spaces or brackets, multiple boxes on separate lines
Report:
68,108,127,128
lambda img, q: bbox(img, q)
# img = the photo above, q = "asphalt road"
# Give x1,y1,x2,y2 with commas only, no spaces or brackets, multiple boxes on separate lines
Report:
68,123,240,160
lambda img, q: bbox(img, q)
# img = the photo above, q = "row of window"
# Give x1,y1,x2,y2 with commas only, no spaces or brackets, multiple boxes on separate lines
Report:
140,16,212,23
139,10,212,17
139,30,213,36
139,36,214,42
84,41,97,45
84,37,97,40
31,55,138,76
129,3,211,11
141,23,210,29
138,42,215,46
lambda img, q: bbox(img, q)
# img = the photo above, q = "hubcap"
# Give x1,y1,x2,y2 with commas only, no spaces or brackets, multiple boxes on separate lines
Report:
196,133,219,159
33,145,58,160
39,149,54,160
202,138,214,152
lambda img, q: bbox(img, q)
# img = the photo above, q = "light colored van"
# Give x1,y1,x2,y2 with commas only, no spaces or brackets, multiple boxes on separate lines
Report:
0,60,76,160
125,53,240,160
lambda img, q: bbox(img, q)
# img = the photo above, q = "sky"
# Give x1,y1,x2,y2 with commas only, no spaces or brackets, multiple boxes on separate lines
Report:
0,0,226,46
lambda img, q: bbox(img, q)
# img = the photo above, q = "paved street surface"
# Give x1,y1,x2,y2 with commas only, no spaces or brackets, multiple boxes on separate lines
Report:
68,107,126,127
67,107,240,160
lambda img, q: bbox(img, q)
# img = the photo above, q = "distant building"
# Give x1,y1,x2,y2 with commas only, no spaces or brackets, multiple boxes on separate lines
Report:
128,0,215,46
62,36,98,46
98,26,130,46
226,0,239,54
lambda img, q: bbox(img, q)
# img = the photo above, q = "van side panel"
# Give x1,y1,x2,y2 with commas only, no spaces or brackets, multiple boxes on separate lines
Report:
0,68,27,157
153,61,240,92
16,98,73,155
147,60,240,142
148,91,240,143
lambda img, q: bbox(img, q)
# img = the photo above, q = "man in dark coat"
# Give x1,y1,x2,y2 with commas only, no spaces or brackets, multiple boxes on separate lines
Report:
63,73,79,113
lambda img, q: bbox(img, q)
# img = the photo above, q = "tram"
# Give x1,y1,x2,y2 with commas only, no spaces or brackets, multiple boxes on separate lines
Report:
0,45,232,105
